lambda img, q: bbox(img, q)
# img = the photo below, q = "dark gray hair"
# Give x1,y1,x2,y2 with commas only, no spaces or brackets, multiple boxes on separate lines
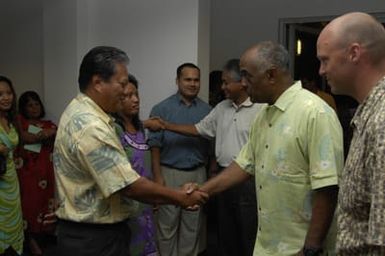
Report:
78,46,129,92
254,41,289,73
223,58,241,81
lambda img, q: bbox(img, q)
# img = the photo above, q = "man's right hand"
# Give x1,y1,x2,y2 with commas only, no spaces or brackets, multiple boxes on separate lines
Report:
179,189,209,210
180,182,209,210
144,117,166,131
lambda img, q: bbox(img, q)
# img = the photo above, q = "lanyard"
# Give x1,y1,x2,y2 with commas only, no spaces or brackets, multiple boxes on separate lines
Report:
123,133,149,151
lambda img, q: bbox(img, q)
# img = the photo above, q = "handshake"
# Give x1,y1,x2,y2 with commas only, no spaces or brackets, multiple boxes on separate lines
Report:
178,183,209,211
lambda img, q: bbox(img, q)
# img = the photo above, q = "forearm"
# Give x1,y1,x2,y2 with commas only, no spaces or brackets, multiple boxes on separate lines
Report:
123,177,184,205
200,161,250,196
304,185,338,248
15,119,40,144
19,130,41,144
150,147,162,180
165,122,200,136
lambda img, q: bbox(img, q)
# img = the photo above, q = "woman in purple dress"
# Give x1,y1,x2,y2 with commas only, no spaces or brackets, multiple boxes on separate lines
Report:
114,74,159,256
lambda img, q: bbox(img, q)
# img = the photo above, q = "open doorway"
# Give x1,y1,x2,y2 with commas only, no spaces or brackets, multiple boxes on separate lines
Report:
278,14,385,157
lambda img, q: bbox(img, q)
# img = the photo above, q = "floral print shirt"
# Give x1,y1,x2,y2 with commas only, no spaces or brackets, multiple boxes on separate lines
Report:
54,93,140,224
337,77,385,256
236,81,343,255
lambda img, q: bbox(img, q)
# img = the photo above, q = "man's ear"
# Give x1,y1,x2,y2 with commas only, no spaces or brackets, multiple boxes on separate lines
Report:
92,75,104,93
349,43,361,64
266,67,278,84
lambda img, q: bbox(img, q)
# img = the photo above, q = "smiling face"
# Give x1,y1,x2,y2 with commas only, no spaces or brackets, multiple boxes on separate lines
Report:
121,82,140,118
221,70,245,101
25,98,43,120
240,50,272,104
177,67,200,101
317,27,354,96
98,63,129,113
0,81,14,114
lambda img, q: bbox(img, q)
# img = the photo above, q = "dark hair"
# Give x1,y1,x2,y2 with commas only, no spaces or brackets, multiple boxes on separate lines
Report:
18,91,46,119
114,74,143,132
78,46,130,92
176,63,200,79
223,58,241,81
127,74,142,131
0,75,17,123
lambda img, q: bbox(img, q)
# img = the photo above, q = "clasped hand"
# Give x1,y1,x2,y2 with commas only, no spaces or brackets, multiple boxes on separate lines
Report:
180,183,208,210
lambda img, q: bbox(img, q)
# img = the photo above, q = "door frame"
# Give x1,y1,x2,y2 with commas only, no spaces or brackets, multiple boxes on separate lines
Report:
278,12,385,77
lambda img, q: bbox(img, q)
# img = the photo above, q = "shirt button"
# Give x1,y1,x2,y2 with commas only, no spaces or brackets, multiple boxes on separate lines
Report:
259,206,261,211
259,227,261,231
265,144,268,149
233,118,237,121
269,123,272,127
259,185,262,189
261,165,264,169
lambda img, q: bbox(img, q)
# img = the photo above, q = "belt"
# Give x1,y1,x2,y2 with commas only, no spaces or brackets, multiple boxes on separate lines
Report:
58,219,126,230
161,163,204,171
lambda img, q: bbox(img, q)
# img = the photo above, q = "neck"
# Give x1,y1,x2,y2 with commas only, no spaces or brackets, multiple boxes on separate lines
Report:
269,76,294,105
353,65,385,103
84,90,109,113
120,114,136,132
180,94,195,106
28,117,40,122
233,92,249,106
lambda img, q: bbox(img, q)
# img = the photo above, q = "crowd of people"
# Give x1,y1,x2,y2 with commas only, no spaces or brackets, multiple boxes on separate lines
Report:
1,11,385,256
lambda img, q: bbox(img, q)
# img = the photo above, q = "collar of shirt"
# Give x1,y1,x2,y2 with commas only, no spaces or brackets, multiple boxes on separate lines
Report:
176,92,197,106
77,93,115,126
351,76,385,134
231,97,254,111
270,80,302,112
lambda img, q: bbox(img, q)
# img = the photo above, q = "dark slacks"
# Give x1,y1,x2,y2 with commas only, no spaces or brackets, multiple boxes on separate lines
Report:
216,174,258,256
0,247,19,256
56,219,131,256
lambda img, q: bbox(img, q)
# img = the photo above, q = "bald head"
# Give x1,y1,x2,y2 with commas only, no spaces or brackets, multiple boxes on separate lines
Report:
317,12,385,102
319,12,385,64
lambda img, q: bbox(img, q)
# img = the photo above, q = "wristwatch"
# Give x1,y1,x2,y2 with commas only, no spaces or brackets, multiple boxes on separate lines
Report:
303,246,323,256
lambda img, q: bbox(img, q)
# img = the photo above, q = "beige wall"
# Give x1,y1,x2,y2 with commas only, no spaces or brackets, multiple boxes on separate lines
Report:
210,0,385,70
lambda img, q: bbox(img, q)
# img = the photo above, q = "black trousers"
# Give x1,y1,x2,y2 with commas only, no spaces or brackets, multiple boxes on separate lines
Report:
56,219,131,256
216,166,258,256
0,247,19,256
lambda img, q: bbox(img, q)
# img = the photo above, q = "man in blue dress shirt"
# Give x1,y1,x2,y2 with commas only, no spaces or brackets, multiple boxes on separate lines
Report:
148,63,211,256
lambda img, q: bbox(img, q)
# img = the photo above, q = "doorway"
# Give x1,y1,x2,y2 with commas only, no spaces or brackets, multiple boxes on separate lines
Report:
278,14,385,158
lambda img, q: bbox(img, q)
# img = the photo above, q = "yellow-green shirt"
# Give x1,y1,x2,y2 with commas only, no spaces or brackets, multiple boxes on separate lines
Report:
235,81,343,255
0,125,23,254
54,93,140,224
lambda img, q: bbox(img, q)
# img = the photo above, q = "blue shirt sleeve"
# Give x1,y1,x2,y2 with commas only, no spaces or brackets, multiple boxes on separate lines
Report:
147,104,163,148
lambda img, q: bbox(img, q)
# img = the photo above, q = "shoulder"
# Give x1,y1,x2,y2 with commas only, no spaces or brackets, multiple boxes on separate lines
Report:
247,103,265,114
369,97,385,133
216,99,232,109
296,89,335,115
195,97,212,110
15,114,28,129
151,94,177,111
41,119,57,128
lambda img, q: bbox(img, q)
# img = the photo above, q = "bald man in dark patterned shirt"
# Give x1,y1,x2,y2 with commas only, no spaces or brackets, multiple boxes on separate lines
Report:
317,12,385,255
